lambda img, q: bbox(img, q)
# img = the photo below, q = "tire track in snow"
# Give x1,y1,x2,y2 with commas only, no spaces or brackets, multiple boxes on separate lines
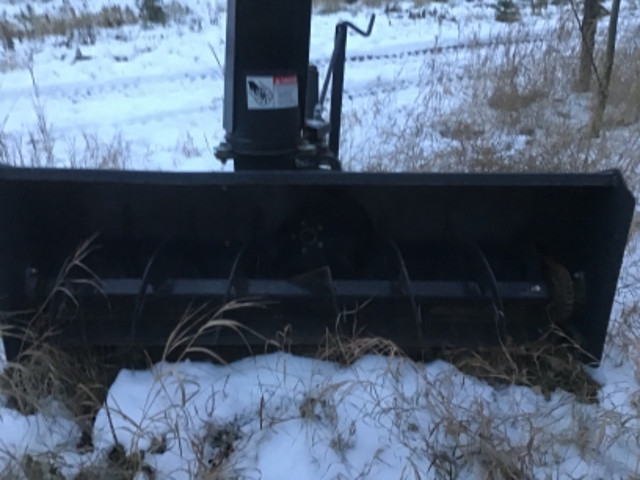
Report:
2,54,420,134
2,33,545,101
33,92,225,138
1,34,547,134
342,33,546,64
1,67,224,101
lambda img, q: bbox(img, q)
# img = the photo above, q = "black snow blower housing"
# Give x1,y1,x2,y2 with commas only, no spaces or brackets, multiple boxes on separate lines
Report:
0,0,635,364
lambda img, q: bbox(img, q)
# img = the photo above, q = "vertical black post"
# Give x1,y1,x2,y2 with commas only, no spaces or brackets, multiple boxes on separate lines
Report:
329,24,347,158
305,65,319,121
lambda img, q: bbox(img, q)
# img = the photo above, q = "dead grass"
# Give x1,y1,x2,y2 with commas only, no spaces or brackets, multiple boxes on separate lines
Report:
314,323,602,404
0,344,113,442
2,6,137,49
0,239,261,479
314,0,348,14
5,128,141,169
0,238,119,459
1,306,637,478
66,133,136,170
442,337,601,403
342,12,640,189
161,300,281,364
318,331,406,365
2,125,138,169
313,0,433,13
601,22,640,127
487,88,547,112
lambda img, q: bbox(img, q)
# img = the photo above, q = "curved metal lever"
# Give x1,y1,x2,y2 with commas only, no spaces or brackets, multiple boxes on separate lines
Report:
318,15,376,110
339,14,376,37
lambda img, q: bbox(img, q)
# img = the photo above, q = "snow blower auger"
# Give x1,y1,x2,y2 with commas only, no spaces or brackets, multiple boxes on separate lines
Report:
0,0,635,364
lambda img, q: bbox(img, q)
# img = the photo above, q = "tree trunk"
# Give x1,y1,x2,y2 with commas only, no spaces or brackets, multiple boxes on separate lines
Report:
590,0,621,137
576,0,599,92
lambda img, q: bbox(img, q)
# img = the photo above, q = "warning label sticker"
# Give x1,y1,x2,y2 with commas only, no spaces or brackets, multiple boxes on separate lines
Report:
246,75,298,110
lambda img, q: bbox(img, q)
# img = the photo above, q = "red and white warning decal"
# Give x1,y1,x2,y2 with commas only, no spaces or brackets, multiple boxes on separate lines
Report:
246,75,298,110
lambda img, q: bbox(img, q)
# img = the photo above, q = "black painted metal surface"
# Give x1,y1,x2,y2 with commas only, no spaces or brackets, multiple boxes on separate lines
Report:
221,0,312,163
0,168,635,361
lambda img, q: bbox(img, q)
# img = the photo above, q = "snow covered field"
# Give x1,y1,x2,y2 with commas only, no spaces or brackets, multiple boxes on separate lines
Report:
1,0,640,478
3,0,636,173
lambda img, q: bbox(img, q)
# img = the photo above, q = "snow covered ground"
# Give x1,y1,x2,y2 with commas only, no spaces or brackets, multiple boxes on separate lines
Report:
1,0,612,172
1,0,640,478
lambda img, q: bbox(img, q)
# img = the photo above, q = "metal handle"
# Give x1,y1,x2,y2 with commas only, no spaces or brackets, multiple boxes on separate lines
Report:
317,15,376,112
339,14,376,37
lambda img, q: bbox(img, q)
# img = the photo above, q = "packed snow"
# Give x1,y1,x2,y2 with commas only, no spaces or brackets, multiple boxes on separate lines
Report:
1,0,640,478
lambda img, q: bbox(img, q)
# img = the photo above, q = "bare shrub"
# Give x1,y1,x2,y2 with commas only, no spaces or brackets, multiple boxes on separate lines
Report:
342,10,640,183
487,88,546,112
0,18,20,51
452,16,640,178
138,0,167,26
601,23,640,127
472,32,572,124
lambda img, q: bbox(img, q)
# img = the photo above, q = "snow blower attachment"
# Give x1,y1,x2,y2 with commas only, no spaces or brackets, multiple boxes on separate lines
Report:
0,0,636,364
